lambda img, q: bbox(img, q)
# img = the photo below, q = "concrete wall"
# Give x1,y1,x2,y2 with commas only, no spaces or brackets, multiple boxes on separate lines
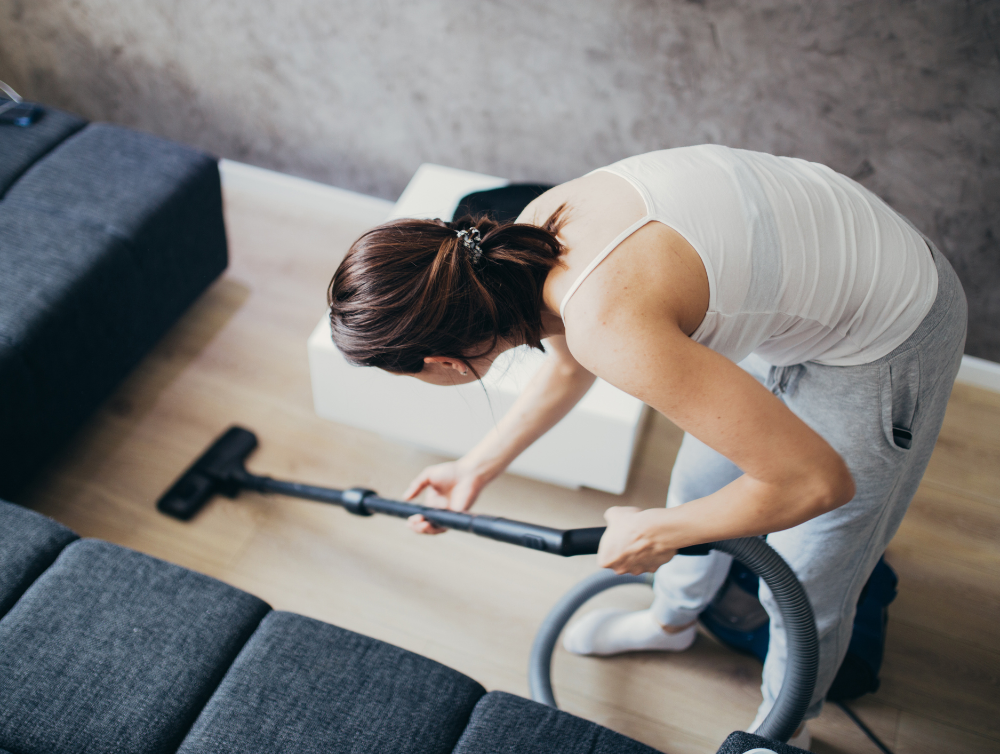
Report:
2,0,998,359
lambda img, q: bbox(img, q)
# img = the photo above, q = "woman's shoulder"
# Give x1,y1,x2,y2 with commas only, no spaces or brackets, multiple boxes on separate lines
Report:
515,175,582,228
516,170,646,230
561,222,708,332
518,146,739,223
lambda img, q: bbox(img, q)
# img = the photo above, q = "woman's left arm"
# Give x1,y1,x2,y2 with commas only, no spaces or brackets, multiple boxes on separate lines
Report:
566,303,856,576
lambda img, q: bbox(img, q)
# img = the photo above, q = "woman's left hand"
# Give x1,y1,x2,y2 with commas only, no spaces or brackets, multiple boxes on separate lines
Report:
597,506,677,575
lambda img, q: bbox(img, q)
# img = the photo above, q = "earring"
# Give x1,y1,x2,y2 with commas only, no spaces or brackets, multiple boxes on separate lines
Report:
460,369,469,376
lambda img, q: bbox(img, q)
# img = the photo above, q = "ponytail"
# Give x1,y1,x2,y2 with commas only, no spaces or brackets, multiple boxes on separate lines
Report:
328,207,567,375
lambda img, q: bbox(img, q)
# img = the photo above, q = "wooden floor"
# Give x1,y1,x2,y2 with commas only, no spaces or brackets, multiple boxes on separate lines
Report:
18,172,1000,754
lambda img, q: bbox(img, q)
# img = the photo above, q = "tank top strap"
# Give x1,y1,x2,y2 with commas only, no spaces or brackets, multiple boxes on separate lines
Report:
558,165,655,320
558,216,653,319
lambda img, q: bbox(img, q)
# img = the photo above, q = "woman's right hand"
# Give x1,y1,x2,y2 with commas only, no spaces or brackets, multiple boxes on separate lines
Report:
400,339,595,535
402,459,490,534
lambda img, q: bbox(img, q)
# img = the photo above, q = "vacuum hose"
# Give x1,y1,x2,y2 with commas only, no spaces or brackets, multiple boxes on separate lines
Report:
528,537,817,744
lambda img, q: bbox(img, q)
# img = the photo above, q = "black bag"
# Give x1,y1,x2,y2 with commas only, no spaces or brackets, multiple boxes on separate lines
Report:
455,184,553,224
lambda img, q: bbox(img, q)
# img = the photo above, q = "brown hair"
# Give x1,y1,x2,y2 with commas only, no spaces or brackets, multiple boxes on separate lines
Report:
328,208,567,375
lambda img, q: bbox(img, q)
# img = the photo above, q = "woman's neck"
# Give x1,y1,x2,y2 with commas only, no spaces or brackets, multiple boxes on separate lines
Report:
540,309,566,339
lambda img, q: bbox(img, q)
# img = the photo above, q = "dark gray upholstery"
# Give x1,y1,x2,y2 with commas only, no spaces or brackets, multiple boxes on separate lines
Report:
0,539,270,754
715,731,809,753
452,691,665,754
0,495,757,754
0,499,77,617
177,611,486,754
0,105,86,197
0,210,142,489
0,119,228,497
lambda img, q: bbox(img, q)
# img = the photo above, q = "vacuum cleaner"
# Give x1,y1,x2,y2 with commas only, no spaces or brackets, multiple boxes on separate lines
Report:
158,425,818,747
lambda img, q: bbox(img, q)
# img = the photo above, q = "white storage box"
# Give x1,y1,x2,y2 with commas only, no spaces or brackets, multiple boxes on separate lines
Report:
307,164,648,493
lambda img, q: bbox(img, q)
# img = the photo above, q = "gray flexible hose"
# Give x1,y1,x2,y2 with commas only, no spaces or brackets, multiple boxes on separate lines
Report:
528,537,818,744
528,570,652,709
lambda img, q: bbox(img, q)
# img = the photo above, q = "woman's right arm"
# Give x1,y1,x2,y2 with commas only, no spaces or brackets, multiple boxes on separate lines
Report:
404,335,596,533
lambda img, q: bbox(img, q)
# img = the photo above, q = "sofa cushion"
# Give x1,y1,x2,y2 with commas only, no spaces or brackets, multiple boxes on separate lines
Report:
0,499,77,617
0,123,228,497
0,539,270,754
0,208,146,492
2,122,228,344
0,105,86,198
452,691,664,754
177,611,486,754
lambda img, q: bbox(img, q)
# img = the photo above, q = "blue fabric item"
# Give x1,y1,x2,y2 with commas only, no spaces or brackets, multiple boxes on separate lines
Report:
452,691,665,754
826,558,898,700
698,557,898,701
177,611,486,754
0,122,228,497
698,559,771,664
0,498,77,617
0,539,270,754
714,731,810,754
0,105,86,198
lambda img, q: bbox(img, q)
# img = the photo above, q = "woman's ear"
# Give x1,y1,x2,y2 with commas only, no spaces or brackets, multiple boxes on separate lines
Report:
423,356,468,374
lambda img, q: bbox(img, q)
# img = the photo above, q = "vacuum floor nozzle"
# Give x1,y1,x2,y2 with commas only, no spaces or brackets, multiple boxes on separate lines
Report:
157,426,258,520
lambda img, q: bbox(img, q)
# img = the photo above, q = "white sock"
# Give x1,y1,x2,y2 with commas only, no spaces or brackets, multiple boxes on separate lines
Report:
562,608,697,656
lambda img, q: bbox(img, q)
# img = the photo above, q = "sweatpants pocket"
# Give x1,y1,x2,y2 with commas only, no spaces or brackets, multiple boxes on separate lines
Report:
880,352,922,451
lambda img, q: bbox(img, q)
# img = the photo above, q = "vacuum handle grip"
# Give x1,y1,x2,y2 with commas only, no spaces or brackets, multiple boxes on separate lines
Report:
561,527,606,556
558,527,714,557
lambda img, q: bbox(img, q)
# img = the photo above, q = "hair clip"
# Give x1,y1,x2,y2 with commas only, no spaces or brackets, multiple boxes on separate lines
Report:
456,228,484,264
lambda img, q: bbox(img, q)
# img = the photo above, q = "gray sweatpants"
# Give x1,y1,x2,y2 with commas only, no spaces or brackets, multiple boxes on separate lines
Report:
649,242,967,724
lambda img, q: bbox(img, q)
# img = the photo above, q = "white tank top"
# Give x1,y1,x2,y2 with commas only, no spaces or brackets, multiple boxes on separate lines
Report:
558,145,938,367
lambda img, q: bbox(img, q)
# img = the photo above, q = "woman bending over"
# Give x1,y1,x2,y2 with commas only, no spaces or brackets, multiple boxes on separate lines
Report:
327,145,966,739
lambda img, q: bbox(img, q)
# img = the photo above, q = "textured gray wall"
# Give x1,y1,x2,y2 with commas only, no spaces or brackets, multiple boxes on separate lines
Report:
2,0,998,359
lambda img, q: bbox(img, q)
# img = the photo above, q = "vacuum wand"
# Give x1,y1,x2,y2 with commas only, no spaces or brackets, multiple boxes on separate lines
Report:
157,426,711,559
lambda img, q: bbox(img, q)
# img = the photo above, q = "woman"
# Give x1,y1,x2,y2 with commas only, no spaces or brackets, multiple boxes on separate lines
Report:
327,145,966,743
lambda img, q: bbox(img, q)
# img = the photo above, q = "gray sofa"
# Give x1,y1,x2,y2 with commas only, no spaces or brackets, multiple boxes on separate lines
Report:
0,105,228,498
0,499,803,754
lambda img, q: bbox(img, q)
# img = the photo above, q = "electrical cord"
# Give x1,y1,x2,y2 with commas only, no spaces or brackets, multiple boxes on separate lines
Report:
0,80,21,101
0,79,23,117
836,701,894,754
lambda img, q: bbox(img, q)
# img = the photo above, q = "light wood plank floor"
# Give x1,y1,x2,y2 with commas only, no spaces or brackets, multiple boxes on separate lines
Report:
17,175,1000,754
